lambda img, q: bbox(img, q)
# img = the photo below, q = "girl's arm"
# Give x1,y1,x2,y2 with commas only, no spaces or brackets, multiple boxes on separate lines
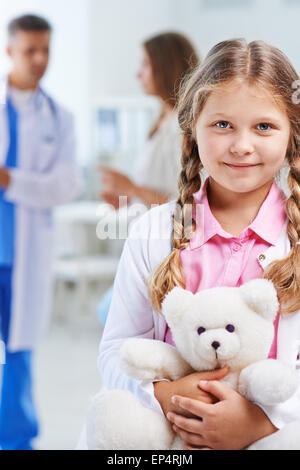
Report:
98,205,227,413
166,380,278,450
153,368,229,418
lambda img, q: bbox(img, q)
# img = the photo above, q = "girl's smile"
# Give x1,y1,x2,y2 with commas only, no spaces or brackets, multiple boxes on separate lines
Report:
223,162,261,169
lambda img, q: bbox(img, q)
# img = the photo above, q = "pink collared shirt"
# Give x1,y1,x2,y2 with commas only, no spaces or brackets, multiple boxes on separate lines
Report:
165,178,287,359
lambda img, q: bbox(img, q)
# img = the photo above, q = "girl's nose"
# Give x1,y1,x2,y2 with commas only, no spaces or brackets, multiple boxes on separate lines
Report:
229,131,255,156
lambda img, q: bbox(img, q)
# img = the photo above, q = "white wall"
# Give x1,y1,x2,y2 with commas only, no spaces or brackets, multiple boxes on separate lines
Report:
89,0,188,98
174,0,300,72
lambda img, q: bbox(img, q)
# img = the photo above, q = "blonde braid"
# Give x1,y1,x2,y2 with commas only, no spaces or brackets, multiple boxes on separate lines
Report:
148,134,202,312
264,135,300,313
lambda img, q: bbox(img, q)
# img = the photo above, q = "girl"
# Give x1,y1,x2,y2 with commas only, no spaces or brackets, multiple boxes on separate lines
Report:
99,32,199,208
98,38,300,450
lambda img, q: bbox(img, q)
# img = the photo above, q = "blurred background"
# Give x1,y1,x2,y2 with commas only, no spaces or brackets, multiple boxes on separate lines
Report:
0,0,298,450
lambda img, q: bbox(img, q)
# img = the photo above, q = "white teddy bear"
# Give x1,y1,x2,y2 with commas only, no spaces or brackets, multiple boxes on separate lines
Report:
87,279,299,450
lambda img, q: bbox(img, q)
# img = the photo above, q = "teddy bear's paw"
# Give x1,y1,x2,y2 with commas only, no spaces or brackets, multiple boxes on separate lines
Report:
120,338,160,380
239,359,298,406
120,338,188,381
247,421,300,450
86,389,174,450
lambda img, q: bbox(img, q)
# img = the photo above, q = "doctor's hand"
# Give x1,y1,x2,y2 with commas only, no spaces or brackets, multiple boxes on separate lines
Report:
153,368,229,420
0,168,11,189
167,380,278,450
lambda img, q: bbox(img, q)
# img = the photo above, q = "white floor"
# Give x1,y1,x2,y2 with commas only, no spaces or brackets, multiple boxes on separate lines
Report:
34,297,104,450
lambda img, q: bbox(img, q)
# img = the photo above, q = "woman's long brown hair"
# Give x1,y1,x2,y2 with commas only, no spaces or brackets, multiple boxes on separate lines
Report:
148,38,300,315
143,32,199,137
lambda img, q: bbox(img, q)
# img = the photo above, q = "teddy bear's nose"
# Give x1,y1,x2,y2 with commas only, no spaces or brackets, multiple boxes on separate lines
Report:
211,341,220,350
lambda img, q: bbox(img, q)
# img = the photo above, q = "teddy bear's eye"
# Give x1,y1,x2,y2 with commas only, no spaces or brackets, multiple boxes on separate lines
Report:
197,327,206,335
226,324,235,333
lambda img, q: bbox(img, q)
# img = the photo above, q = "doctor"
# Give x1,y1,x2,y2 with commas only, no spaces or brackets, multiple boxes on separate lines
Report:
0,14,82,450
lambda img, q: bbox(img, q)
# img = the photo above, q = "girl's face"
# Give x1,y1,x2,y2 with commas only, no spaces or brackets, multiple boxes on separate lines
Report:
137,49,156,96
195,81,291,194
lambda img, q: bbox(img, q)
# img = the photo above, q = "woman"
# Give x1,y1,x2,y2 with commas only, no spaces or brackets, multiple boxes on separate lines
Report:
99,32,199,208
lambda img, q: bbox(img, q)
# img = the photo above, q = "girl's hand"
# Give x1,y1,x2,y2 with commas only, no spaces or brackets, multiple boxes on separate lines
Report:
167,380,278,450
154,368,229,419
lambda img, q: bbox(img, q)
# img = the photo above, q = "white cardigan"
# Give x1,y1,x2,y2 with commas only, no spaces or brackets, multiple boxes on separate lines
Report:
98,200,300,430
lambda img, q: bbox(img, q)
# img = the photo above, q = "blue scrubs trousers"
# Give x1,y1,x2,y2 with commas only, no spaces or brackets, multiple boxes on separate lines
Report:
0,267,39,450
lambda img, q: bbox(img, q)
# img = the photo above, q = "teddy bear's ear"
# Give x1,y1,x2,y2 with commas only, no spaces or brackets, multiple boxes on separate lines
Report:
161,287,194,326
239,279,279,322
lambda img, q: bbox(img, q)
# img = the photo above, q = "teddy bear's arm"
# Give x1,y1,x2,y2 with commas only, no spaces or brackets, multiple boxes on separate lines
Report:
120,338,194,382
238,359,298,406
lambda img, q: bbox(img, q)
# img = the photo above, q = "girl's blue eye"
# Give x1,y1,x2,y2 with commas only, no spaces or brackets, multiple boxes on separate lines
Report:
197,327,206,335
215,121,231,129
257,123,272,131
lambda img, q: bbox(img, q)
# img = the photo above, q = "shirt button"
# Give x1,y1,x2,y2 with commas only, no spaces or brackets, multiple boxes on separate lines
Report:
232,244,241,252
258,254,266,262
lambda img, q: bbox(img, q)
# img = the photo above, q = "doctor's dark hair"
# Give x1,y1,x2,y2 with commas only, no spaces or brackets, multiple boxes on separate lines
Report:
8,14,52,39
148,38,300,315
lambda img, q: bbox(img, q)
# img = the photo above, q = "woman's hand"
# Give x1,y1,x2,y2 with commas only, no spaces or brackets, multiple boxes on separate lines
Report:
167,380,278,450
100,190,127,210
154,368,229,419
98,166,169,206
99,166,137,199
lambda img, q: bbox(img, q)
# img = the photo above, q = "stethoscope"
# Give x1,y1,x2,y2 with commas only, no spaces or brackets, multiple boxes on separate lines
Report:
5,88,61,170
38,89,60,144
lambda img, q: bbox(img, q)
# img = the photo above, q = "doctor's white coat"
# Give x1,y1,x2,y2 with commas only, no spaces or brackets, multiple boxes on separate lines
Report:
0,83,82,351
99,200,300,430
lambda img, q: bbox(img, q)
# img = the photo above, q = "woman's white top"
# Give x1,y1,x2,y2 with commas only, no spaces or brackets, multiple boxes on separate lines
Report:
98,196,300,431
132,112,182,200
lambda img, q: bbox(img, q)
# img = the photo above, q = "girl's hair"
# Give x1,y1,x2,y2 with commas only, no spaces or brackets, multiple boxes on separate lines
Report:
148,38,300,315
143,32,199,136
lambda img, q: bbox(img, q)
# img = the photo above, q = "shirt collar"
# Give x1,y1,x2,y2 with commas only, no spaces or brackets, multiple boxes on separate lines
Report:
189,177,287,250
3,76,43,111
